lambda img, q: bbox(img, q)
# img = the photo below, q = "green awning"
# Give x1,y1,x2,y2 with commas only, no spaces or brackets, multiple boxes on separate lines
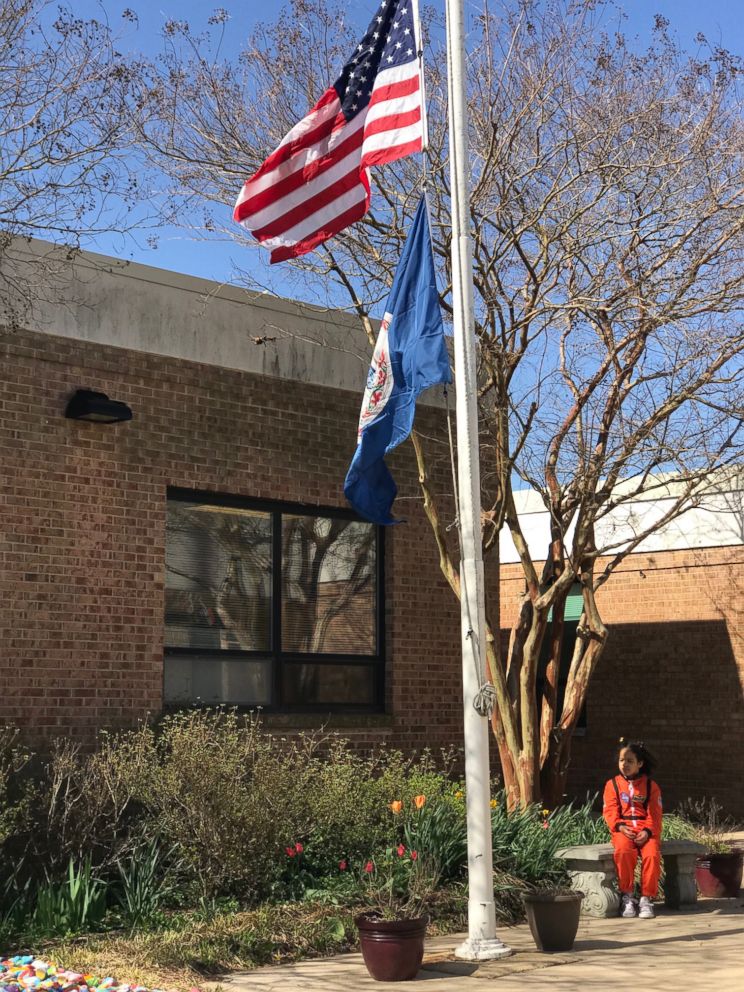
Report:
548,582,583,622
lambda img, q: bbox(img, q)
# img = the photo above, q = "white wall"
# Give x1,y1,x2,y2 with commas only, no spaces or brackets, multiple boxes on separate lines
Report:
501,481,744,563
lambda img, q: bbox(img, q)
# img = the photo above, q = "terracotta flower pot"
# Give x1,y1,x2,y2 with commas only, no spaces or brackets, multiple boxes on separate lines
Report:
695,851,743,898
522,891,583,952
355,914,428,981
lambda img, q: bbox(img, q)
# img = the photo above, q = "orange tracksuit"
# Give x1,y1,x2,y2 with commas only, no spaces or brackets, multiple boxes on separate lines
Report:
602,773,663,897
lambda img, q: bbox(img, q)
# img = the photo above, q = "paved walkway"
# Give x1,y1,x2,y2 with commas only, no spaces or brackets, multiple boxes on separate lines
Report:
214,897,744,992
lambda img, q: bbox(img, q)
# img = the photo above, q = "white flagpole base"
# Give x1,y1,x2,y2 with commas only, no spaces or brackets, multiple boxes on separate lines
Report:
454,936,514,961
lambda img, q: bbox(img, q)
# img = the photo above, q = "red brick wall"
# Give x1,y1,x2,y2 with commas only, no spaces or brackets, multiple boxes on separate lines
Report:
0,328,462,752
2,328,743,815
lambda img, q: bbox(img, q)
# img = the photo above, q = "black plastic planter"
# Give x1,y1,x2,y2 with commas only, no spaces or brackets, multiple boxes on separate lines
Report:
522,891,584,952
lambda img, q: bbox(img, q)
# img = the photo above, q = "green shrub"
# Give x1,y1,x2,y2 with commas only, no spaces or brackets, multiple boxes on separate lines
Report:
137,710,310,901
285,738,454,879
671,797,739,851
5,709,721,943
1,730,39,942
0,866,33,944
115,839,177,929
545,798,610,847
34,727,157,872
661,813,698,841
0,727,32,860
491,793,608,887
6,714,462,906
33,857,108,936
403,797,468,882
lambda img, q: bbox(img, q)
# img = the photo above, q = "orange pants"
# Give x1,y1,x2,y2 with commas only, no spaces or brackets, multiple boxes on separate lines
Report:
611,833,661,897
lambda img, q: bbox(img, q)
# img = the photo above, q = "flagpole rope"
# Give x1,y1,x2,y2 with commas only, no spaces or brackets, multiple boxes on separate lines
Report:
411,0,428,153
444,387,495,718
414,0,430,206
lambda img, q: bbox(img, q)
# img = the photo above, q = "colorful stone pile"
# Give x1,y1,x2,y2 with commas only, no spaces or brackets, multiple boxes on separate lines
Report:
0,957,166,992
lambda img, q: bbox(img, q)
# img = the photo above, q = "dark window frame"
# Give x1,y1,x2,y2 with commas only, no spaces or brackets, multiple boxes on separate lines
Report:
164,487,385,713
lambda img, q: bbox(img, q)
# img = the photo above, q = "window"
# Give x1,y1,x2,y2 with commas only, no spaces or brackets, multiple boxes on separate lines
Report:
164,490,383,710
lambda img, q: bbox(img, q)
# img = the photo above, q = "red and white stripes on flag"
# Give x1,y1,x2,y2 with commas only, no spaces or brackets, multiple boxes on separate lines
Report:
233,0,426,264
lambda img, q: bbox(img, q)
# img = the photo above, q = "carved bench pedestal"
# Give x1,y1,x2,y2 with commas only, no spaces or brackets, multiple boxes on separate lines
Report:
556,840,705,918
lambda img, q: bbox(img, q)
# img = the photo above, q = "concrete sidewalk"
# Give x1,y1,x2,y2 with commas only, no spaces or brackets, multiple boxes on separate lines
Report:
214,897,744,992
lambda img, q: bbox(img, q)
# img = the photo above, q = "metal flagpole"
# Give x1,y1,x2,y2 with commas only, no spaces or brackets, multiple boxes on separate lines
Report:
444,0,512,962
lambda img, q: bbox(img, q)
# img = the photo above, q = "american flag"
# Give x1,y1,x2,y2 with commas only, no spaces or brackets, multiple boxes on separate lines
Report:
233,0,425,264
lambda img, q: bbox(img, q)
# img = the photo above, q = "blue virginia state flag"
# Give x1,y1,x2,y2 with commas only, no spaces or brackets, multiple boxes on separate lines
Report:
344,197,451,525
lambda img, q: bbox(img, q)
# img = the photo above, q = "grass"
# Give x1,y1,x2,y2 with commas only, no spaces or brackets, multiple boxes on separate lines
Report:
32,906,354,989
31,890,469,991
27,933,203,991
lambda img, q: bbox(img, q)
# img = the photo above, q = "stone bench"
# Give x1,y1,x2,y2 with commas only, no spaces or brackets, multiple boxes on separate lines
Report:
555,840,706,917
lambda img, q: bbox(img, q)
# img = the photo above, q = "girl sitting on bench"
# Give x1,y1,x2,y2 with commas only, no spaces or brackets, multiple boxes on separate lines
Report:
603,738,663,919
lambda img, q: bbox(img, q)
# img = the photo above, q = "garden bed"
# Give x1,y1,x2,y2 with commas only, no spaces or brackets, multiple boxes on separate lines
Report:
1,711,726,991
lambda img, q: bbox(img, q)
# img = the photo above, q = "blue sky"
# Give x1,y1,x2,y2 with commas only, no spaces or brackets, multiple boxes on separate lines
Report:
80,0,744,287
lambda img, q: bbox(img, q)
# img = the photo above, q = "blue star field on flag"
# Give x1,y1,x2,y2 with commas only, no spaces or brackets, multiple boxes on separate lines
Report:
335,1,418,120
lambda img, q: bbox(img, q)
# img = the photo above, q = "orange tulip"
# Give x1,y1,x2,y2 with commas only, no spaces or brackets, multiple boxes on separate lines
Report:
390,800,403,814
413,794,426,810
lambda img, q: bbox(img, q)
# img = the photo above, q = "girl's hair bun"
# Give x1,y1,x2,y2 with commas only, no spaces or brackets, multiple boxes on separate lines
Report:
616,738,657,774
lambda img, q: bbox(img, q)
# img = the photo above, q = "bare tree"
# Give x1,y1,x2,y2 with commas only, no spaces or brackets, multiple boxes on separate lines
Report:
0,1,145,327
131,0,744,806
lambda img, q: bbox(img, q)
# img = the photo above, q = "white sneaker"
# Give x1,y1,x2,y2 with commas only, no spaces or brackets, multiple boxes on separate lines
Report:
621,893,637,918
638,896,655,919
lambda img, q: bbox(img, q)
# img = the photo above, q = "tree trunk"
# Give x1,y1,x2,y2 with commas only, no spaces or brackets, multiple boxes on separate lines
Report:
489,703,521,810
517,608,549,805
540,609,609,804
538,728,564,809
506,595,531,731
484,626,523,806
539,589,567,768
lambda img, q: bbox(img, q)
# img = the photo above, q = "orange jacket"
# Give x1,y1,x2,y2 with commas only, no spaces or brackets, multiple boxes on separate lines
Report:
603,774,663,838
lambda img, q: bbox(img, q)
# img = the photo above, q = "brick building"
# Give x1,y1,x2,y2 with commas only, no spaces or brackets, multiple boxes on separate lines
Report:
2,242,743,814
499,491,744,816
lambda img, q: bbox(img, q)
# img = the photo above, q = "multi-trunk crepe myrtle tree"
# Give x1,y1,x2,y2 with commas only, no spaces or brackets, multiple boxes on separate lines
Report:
130,0,744,807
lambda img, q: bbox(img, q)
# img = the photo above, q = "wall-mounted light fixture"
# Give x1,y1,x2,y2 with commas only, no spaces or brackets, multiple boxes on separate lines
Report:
65,389,133,424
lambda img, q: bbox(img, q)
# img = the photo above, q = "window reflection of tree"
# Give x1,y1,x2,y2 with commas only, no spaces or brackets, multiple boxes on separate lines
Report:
283,516,375,703
166,505,271,651
166,503,377,705
283,516,375,649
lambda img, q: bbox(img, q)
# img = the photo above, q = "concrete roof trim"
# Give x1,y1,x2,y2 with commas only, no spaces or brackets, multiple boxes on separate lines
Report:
4,238,443,407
